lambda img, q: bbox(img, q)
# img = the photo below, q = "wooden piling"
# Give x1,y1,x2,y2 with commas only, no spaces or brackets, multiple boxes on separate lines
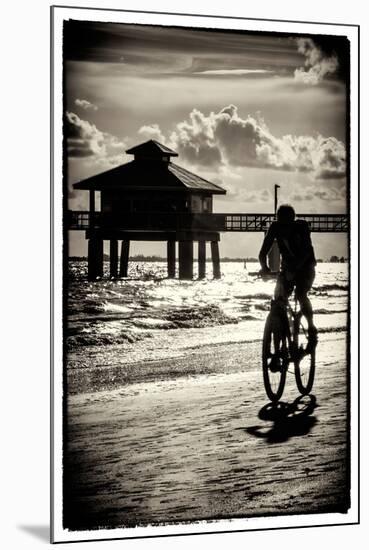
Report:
96,239,104,278
109,239,118,278
87,239,96,281
211,241,221,279
88,238,103,280
119,240,130,277
178,241,193,279
167,241,176,278
89,190,95,229
198,240,206,279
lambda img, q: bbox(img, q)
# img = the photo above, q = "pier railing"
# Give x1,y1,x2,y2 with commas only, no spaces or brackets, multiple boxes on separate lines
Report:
67,211,348,233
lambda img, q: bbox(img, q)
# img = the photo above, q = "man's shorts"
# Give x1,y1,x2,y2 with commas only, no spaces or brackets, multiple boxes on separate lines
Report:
275,265,316,300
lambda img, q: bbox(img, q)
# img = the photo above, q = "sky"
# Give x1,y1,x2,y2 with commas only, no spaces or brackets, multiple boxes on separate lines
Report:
65,20,349,259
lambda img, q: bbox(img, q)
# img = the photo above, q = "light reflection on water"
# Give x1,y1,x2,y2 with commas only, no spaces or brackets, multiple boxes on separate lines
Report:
67,261,348,363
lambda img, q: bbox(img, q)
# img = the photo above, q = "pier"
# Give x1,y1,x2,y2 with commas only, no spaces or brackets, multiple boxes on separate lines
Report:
68,139,348,280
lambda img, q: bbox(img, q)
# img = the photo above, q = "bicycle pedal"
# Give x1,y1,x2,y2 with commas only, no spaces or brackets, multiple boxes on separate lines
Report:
270,365,282,373
269,357,283,373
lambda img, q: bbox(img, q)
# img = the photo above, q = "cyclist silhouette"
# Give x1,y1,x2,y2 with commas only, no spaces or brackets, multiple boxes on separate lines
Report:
259,204,318,351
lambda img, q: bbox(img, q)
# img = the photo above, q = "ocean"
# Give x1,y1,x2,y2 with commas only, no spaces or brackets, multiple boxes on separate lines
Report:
66,261,348,377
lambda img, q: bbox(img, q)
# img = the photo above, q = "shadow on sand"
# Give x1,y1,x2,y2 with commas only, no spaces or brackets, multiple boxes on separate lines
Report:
243,394,318,444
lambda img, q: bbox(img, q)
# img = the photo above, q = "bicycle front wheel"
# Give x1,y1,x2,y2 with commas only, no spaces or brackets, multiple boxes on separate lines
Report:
293,316,316,395
262,314,288,402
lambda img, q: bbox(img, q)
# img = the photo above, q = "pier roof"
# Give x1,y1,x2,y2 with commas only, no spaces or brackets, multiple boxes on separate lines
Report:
74,140,226,195
125,139,178,158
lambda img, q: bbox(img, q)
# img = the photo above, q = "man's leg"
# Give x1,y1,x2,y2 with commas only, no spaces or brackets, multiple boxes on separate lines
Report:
273,272,293,336
296,291,315,331
296,267,317,349
269,273,291,370
274,272,292,302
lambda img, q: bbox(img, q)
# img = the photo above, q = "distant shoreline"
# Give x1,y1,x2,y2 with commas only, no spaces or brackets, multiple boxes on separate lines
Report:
68,256,259,262
68,256,347,263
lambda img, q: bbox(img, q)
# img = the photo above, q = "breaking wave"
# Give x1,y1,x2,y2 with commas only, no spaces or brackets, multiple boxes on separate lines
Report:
66,261,348,360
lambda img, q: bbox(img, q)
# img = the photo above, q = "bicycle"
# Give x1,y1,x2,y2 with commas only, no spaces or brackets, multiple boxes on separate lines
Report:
258,272,316,402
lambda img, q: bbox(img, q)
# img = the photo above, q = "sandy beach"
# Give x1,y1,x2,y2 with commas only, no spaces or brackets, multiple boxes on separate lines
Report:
64,331,349,531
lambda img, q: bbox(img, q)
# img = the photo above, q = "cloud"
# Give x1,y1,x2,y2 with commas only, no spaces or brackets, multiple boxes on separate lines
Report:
75,98,98,111
193,69,274,76
240,188,272,203
290,184,346,202
169,108,223,166
66,111,126,165
294,38,338,85
211,105,296,170
313,137,346,180
66,112,105,157
140,105,345,180
138,124,166,143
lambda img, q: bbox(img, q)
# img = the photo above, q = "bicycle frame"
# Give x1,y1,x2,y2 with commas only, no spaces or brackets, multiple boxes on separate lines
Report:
272,295,309,365
260,272,307,364
262,284,316,400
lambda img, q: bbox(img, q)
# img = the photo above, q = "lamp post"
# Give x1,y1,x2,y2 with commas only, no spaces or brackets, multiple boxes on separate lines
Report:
268,184,281,272
274,184,280,217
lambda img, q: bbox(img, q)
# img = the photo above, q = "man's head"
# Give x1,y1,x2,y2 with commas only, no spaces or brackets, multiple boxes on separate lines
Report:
277,204,295,224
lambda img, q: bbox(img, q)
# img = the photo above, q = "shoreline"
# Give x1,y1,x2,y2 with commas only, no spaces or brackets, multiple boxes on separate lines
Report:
67,339,262,395
67,331,346,395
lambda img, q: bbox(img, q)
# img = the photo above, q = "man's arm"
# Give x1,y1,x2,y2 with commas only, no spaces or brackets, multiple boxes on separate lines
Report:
258,223,276,271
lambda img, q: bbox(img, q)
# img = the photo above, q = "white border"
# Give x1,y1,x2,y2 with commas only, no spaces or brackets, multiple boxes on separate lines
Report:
51,6,359,543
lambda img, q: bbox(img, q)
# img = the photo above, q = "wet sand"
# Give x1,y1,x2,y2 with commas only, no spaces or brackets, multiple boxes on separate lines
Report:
64,334,349,531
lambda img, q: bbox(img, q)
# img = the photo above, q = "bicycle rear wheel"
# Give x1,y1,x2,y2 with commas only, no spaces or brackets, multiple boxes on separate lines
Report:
293,316,316,394
262,314,288,402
